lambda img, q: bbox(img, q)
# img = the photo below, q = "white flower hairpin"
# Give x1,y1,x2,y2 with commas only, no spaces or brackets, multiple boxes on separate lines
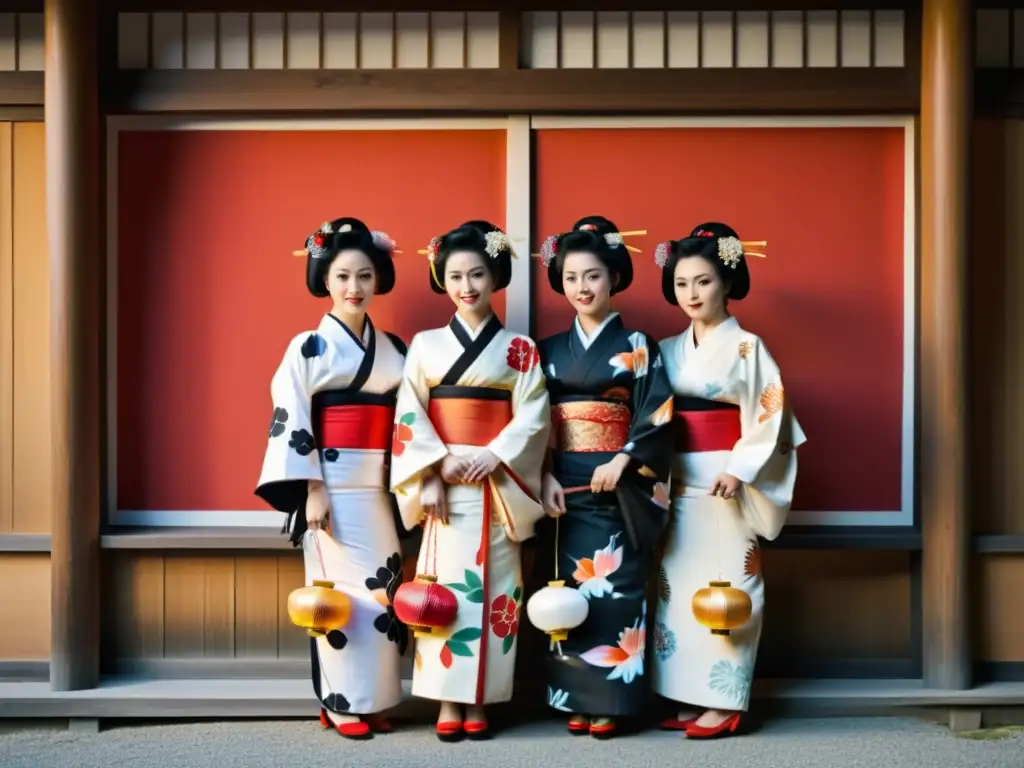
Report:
652,233,768,270
418,227,523,289
535,227,647,266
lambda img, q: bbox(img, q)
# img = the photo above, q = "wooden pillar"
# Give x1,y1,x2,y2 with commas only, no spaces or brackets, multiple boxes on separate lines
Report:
45,0,101,691
920,0,972,690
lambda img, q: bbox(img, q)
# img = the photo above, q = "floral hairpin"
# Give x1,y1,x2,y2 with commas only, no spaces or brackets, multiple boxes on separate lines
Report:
370,230,399,253
654,241,672,268
536,227,648,266
485,230,515,259
538,235,560,266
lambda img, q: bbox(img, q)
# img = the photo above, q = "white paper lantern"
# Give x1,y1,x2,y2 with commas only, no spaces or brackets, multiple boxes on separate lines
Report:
526,579,589,642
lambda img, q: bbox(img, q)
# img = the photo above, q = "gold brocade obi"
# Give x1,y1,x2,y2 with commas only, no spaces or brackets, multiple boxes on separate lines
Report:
551,400,631,453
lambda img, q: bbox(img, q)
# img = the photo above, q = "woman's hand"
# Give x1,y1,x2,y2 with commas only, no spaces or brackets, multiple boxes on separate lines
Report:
306,480,330,531
421,473,449,524
440,454,470,484
463,449,501,484
709,472,741,500
542,472,566,517
590,453,632,494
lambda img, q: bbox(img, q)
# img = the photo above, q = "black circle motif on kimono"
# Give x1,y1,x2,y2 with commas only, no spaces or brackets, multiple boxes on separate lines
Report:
326,629,348,650
289,428,316,456
323,692,351,713
268,407,288,438
365,552,404,602
301,332,327,359
373,605,409,656
323,448,339,462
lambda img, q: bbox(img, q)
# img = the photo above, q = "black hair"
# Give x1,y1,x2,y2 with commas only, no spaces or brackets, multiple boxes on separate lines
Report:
304,217,397,298
659,221,750,305
544,214,634,296
428,220,513,294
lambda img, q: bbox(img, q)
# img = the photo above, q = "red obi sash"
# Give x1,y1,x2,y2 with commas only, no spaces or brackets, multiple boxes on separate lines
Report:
427,386,512,447
674,404,741,453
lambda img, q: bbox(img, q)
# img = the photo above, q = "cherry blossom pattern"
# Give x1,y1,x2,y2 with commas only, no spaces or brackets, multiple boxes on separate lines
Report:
366,552,409,653
758,383,784,423
506,337,540,373
439,627,481,669
571,533,625,600
268,407,288,438
392,412,414,457
579,604,647,684
489,585,523,654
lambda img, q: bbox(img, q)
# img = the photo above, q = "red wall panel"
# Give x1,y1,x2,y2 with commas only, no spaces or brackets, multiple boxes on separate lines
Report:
117,129,507,512
532,126,906,513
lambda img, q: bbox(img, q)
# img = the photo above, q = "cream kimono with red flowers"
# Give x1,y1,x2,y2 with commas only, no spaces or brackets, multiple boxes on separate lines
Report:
652,316,806,712
389,315,550,705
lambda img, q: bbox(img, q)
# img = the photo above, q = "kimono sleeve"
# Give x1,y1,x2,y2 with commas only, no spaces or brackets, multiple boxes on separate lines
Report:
620,332,675,483
389,333,449,530
728,337,807,540
254,333,323,518
487,335,551,497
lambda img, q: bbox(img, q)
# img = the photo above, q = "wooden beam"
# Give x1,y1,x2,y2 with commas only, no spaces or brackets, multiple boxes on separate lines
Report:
919,0,971,691
45,0,102,692
498,10,521,70
109,1,918,12
108,68,918,114
0,74,44,108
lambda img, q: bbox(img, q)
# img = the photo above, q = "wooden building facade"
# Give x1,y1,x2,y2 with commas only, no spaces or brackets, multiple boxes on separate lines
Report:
0,0,1022,725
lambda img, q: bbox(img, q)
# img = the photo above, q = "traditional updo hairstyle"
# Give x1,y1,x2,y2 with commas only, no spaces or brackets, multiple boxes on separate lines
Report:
540,215,634,295
426,220,514,294
656,221,751,306
302,216,398,298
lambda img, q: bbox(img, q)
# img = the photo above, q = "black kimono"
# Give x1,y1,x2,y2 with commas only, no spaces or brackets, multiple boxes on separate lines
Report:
536,312,674,718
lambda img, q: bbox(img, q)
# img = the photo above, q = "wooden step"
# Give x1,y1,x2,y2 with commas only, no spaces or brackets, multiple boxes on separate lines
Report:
1,677,1022,719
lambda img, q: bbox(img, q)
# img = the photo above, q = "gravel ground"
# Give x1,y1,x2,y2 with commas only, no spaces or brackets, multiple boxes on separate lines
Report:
0,717,1022,768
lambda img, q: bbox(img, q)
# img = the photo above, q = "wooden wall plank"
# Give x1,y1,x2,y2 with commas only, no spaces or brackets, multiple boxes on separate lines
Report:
234,555,279,657
976,554,1024,661
0,123,11,535
202,557,235,656
0,553,49,659
276,553,306,657
11,121,47,535
108,553,165,660
971,118,1024,536
163,556,206,656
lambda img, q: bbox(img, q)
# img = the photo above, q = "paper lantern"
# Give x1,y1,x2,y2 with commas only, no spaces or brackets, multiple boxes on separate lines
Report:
393,574,458,638
526,579,589,642
287,579,352,637
691,580,752,635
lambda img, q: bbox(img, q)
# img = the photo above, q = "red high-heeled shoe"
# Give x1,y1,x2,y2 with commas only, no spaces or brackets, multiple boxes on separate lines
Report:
435,720,464,743
589,718,617,739
567,717,589,735
660,715,699,731
464,720,491,740
685,712,743,739
364,714,393,734
320,708,371,739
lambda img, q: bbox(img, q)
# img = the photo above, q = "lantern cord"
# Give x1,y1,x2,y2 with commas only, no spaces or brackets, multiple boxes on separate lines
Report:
553,515,560,580
312,527,328,579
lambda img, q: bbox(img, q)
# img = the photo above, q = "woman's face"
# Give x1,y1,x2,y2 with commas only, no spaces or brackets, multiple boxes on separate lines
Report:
673,255,728,323
562,250,613,320
326,249,377,317
444,250,494,316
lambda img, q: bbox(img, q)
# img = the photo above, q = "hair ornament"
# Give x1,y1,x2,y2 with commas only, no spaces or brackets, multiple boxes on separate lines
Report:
485,230,516,259
538,235,559,267
654,241,672,268
371,230,401,254
718,236,744,269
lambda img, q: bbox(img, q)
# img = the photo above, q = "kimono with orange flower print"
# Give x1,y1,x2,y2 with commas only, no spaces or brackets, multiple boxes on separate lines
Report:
652,316,806,713
536,312,674,718
390,315,550,705
255,314,408,717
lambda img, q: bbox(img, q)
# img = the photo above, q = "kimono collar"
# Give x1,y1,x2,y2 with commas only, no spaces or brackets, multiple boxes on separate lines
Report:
323,312,373,348
453,312,496,341
574,311,621,350
689,315,738,348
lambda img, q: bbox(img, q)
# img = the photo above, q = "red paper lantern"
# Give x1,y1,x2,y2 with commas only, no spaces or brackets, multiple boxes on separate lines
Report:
393,574,459,638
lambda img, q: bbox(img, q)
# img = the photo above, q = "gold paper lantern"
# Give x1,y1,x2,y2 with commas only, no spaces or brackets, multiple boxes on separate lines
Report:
287,579,352,637
691,580,751,636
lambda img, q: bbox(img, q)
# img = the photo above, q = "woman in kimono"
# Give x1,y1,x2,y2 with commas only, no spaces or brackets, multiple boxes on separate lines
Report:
536,216,675,739
255,217,409,740
652,222,806,739
390,220,550,742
